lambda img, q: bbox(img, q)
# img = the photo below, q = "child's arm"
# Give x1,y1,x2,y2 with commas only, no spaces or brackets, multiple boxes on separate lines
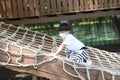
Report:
54,43,66,54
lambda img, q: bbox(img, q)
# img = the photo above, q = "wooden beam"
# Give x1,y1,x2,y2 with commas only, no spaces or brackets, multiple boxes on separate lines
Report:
2,9,120,25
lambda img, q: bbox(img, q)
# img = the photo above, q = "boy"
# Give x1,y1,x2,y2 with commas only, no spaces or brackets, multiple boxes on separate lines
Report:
54,23,92,66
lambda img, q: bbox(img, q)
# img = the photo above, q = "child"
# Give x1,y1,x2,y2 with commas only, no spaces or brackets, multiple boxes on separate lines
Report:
54,23,92,66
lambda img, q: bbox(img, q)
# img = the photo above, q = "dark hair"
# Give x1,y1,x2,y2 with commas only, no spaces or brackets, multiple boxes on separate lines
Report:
58,23,71,32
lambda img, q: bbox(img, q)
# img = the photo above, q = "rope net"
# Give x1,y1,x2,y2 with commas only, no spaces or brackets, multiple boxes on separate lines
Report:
0,22,120,80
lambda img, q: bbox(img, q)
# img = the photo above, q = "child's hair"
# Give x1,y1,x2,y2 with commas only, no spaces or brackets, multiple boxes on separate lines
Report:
58,23,71,32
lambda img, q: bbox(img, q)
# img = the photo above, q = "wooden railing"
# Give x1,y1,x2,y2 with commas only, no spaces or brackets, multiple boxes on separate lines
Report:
0,0,120,19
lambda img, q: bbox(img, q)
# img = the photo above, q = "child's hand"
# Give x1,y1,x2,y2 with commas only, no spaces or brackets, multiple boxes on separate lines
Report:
51,48,57,53
51,49,56,53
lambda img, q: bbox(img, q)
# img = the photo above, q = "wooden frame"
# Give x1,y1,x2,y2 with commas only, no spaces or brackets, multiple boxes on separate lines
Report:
3,10,120,25
0,0,120,25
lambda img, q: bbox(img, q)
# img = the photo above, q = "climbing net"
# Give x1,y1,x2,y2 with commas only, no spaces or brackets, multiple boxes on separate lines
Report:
0,22,120,80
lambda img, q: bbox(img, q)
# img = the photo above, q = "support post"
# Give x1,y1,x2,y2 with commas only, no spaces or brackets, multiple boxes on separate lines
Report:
32,75,38,80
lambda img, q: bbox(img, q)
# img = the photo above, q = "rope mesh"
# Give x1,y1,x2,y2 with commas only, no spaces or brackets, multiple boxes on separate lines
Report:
0,22,120,80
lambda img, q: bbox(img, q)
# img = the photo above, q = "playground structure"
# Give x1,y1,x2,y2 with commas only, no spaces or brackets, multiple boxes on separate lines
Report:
0,22,120,80
0,0,120,25
0,0,120,80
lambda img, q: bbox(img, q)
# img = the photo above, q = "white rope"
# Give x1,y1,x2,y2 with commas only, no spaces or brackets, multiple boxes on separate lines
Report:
52,36,58,48
100,51,114,67
89,47,106,80
103,50,120,64
11,27,20,38
86,67,90,80
60,57,85,80
112,74,115,80
38,34,46,50
21,30,28,41
28,31,37,46
1,24,11,36
0,39,86,79
16,46,24,66
5,43,11,65
0,39,120,80
96,48,120,76
33,49,39,69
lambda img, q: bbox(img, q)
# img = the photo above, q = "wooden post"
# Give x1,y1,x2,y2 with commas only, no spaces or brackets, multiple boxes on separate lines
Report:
40,77,43,80
32,75,38,80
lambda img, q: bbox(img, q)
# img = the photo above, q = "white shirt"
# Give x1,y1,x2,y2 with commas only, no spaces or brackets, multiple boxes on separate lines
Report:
62,34,85,52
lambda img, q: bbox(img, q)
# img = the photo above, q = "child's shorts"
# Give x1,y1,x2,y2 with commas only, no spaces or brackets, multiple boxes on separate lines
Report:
66,47,92,66
69,49,88,62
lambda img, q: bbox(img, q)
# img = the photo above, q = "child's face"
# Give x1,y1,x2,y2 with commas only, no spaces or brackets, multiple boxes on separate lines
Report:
59,31,70,39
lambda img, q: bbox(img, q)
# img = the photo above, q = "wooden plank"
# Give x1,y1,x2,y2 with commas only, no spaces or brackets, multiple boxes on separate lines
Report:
99,0,102,9
101,0,105,8
61,0,68,12
34,0,40,16
104,72,113,80
85,0,90,10
0,3,3,19
51,0,57,14
119,0,120,7
11,0,18,18
67,0,73,12
5,0,13,18
17,0,24,17
104,0,108,8
57,0,62,12
23,0,29,17
116,0,118,7
29,0,35,16
79,0,84,11
94,0,98,9
99,0,103,9
113,0,117,8
40,0,46,15
97,71,103,80
74,0,79,12
113,0,115,7
5,58,80,80
46,0,51,14
89,0,94,10
109,0,113,8
0,0,6,19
